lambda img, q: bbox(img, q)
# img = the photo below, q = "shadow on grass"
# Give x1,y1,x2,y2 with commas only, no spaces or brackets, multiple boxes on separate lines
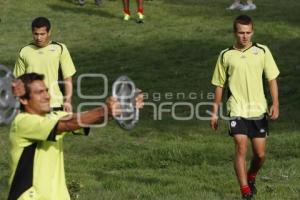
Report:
47,4,118,19
93,170,174,186
162,0,300,26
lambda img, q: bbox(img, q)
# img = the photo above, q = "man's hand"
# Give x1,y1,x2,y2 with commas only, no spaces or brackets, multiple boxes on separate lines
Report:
135,93,144,109
210,115,219,131
269,103,279,120
63,99,72,112
106,96,120,117
12,79,25,97
210,86,223,131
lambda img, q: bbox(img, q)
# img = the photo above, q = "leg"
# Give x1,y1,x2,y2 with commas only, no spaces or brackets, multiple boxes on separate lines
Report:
233,134,249,188
227,0,243,10
122,0,130,20
241,0,257,10
136,0,144,22
136,0,144,13
249,137,266,174
123,0,130,14
247,137,266,194
248,138,266,182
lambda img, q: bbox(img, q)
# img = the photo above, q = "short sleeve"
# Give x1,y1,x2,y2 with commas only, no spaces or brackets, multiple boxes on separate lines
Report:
14,52,26,77
60,44,76,79
264,47,280,81
211,53,227,87
72,128,90,136
14,112,69,142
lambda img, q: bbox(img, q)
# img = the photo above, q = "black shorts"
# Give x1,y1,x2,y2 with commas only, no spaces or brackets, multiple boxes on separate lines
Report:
228,114,268,138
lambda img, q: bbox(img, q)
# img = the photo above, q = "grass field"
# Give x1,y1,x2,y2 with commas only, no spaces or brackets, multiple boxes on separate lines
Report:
1,0,300,199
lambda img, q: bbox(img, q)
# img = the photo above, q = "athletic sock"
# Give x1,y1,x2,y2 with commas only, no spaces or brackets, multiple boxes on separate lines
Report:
123,0,130,14
137,7,144,14
241,185,251,195
137,0,144,13
247,171,257,182
123,8,130,15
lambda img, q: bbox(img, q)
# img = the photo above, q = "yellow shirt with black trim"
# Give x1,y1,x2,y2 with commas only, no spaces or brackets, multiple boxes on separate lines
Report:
211,43,280,118
8,111,89,200
14,41,76,108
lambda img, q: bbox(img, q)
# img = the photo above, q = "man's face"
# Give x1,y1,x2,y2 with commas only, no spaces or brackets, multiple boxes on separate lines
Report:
22,80,51,115
234,23,253,48
32,27,50,47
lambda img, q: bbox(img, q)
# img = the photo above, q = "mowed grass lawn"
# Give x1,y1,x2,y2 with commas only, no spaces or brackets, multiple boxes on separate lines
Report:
1,0,300,199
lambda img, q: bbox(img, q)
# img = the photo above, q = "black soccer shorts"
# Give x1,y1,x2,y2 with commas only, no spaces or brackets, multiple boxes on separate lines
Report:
228,114,268,138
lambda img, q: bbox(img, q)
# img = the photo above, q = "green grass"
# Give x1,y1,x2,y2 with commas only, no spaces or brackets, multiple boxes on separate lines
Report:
1,0,300,199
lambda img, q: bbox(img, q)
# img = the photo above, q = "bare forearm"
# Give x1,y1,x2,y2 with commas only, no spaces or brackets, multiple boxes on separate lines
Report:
212,86,223,115
57,107,106,133
64,77,73,103
268,79,279,105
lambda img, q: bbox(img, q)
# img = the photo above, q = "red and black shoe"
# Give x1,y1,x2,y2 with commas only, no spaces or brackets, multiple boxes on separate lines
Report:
248,180,257,195
242,192,253,200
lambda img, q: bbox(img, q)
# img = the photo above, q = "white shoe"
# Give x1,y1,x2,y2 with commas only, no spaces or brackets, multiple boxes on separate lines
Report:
227,2,244,10
240,3,257,11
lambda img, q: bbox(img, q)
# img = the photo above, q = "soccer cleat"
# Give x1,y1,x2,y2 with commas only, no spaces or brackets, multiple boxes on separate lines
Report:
240,3,257,11
95,0,102,6
227,2,244,10
123,13,130,21
248,180,257,195
242,193,253,200
136,12,144,23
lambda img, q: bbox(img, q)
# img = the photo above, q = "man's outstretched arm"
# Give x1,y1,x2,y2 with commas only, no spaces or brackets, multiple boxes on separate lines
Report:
56,97,119,133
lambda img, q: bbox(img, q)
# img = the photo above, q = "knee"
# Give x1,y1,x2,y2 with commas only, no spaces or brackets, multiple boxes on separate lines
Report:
255,152,266,161
236,146,248,157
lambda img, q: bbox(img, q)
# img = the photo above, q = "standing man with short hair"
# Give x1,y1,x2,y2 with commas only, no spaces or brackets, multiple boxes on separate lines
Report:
210,15,279,200
14,17,76,112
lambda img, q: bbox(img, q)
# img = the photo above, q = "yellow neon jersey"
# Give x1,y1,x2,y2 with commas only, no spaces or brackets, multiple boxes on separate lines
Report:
14,41,76,107
212,43,279,118
8,111,89,200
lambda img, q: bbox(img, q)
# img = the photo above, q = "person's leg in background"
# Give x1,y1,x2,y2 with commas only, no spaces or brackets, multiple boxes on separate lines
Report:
136,0,144,22
227,0,243,10
240,0,257,11
123,0,131,20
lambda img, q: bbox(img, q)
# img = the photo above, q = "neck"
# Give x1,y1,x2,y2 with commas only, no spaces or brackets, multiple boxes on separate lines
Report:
24,107,47,116
234,42,252,51
35,40,51,48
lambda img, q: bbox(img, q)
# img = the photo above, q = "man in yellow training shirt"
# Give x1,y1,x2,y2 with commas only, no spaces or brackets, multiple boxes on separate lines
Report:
210,15,279,200
8,73,144,200
14,17,75,112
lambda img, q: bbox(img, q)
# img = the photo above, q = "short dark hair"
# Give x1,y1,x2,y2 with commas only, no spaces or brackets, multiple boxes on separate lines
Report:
31,17,51,32
233,15,254,32
18,73,45,100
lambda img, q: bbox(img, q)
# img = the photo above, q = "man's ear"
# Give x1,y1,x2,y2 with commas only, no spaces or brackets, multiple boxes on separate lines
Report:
19,98,28,106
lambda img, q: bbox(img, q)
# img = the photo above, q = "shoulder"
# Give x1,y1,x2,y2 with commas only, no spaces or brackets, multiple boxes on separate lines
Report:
50,41,68,51
18,43,36,55
218,46,235,64
253,43,270,53
220,46,234,57
13,112,42,126
49,111,70,119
